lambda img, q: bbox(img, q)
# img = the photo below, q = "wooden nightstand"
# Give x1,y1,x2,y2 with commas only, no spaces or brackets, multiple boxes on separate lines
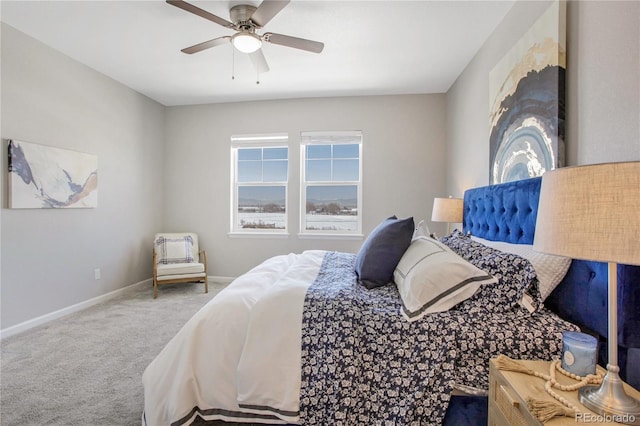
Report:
488,358,640,425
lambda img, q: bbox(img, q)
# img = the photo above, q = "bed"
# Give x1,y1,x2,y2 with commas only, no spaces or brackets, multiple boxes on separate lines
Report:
142,177,640,425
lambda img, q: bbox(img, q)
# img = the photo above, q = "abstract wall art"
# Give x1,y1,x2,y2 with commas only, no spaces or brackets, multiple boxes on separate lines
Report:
489,1,566,184
8,140,98,209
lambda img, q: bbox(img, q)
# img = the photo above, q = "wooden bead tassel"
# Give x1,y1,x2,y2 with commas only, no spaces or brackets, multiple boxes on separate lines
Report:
496,356,604,422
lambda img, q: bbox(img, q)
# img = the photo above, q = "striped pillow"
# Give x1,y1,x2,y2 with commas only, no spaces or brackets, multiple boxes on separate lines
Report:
394,237,497,321
155,236,195,265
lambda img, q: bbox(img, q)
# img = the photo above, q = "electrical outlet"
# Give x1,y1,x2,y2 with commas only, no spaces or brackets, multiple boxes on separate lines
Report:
94,268,101,280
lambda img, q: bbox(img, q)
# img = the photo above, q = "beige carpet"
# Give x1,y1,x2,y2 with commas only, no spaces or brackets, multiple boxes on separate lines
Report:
0,281,225,426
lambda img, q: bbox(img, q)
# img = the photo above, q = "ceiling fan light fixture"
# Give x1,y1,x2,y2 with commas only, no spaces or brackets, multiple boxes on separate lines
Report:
232,32,262,53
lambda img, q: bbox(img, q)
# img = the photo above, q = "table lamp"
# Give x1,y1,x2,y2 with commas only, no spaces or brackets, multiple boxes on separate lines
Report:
431,197,463,235
534,161,640,423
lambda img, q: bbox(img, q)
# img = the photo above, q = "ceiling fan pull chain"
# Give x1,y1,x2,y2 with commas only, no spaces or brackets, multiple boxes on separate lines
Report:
231,47,235,80
256,68,260,85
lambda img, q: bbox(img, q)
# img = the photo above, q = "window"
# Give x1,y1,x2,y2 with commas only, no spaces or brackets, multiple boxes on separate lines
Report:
301,131,362,235
231,134,288,234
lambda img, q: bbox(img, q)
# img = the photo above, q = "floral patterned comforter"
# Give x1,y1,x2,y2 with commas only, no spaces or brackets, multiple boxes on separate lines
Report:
298,235,577,425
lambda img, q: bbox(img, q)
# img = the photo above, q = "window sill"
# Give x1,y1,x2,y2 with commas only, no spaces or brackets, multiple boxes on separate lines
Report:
297,233,364,240
228,232,290,239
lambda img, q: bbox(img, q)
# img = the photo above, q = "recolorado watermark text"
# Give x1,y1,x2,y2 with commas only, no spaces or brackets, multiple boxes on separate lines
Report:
576,412,637,423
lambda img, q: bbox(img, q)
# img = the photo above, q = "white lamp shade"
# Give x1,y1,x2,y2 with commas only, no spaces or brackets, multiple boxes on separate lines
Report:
232,32,262,53
431,197,464,223
534,161,640,266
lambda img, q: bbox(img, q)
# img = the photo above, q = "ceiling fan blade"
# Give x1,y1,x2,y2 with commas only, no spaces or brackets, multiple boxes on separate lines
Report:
181,36,230,54
250,0,290,28
249,49,270,73
166,0,234,28
264,32,324,54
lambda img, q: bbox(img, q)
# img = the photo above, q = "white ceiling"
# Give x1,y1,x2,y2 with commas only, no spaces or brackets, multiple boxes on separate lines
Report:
1,0,514,106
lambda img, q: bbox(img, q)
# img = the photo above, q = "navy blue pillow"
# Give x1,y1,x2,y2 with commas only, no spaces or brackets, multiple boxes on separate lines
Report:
355,216,415,289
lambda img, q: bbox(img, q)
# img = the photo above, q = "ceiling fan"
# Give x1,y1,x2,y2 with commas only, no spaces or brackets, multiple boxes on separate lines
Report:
166,0,324,75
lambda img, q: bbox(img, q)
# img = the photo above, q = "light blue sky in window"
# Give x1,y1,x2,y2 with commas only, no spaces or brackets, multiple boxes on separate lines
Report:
238,162,262,182
263,147,287,160
306,159,331,181
263,161,287,182
333,144,359,159
238,148,262,161
333,159,359,180
238,147,288,183
305,143,359,182
307,144,331,159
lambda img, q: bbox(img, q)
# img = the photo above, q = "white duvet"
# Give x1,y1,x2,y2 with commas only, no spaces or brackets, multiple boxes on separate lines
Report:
142,250,327,426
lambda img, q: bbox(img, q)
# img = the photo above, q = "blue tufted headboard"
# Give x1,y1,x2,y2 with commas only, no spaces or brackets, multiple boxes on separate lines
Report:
462,177,640,389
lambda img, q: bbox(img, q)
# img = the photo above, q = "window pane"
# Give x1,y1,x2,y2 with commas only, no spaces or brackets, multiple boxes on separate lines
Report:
237,147,289,183
306,159,331,181
232,136,289,233
263,147,288,160
307,144,331,159
238,161,262,182
305,185,358,231
237,186,286,230
333,144,359,159
238,148,262,161
332,159,359,181
300,132,362,234
263,160,288,182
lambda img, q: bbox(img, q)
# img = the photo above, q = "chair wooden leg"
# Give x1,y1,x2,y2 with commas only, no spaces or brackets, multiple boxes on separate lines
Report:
153,250,158,299
201,250,208,294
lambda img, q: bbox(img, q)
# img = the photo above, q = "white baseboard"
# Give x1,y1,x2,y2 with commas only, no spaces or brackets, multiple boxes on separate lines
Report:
0,275,236,340
0,278,150,340
208,275,235,284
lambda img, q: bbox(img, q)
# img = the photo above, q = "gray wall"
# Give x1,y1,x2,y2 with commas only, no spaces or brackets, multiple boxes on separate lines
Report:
164,94,447,277
446,0,640,195
1,24,165,329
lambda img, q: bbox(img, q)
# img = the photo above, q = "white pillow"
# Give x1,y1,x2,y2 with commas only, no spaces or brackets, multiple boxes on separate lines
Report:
470,236,571,300
394,237,497,322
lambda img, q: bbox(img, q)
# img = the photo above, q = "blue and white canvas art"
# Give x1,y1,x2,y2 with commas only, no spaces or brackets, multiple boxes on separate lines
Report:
8,140,98,209
489,1,566,184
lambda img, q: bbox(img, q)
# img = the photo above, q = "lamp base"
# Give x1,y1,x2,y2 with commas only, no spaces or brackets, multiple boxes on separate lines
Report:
579,369,640,425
